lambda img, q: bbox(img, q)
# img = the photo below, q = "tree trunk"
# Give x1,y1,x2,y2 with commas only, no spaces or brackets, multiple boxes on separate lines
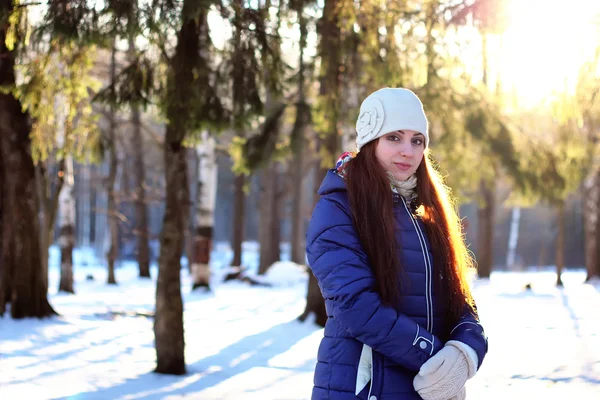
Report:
476,179,494,278
79,163,91,248
298,270,327,327
154,0,209,375
271,167,282,267
36,161,64,292
129,35,151,279
186,147,199,274
555,201,565,286
290,143,306,265
474,28,496,278
0,165,2,303
258,167,274,274
231,173,246,267
482,32,488,87
0,0,56,317
36,163,50,291
258,163,282,275
255,0,284,276
584,170,600,281
505,207,521,269
106,39,119,285
424,2,437,87
300,159,329,326
290,9,309,265
58,155,76,294
301,0,342,324
316,0,342,167
258,72,282,276
89,168,97,244
155,142,187,375
191,131,217,290
44,160,64,283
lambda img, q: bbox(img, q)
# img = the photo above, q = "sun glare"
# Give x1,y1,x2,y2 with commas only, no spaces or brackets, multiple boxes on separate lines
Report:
498,0,600,108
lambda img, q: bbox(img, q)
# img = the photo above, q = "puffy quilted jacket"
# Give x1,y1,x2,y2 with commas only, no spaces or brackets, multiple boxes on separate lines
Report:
306,170,488,400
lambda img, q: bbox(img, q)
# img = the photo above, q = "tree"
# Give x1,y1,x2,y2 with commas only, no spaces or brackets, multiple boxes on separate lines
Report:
129,51,152,278
96,0,155,279
21,42,101,294
509,99,587,286
147,0,227,374
190,131,217,290
223,0,286,272
299,0,421,325
257,0,287,275
300,0,343,327
12,0,104,295
449,0,510,277
287,0,314,266
258,162,283,275
575,46,600,282
127,12,151,279
105,38,119,285
0,0,56,318
226,0,269,268
57,153,76,293
56,45,99,293
229,101,288,279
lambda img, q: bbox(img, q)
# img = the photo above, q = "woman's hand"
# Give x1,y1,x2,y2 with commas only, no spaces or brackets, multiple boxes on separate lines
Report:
412,340,477,400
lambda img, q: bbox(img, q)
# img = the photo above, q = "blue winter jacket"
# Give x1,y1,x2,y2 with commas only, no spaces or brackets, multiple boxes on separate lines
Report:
306,170,488,400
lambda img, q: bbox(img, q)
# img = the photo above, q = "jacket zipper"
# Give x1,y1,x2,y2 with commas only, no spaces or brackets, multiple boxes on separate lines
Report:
401,197,433,333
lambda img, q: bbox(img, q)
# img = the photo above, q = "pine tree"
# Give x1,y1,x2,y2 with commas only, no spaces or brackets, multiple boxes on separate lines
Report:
145,0,227,374
0,0,56,318
300,0,343,328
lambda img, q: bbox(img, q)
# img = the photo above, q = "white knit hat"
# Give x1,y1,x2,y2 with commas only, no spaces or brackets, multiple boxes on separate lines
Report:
355,88,429,150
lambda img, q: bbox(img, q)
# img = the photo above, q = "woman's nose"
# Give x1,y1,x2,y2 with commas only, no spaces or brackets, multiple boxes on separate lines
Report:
399,142,413,157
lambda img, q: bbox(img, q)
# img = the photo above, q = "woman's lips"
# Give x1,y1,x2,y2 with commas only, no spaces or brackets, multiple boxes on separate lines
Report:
394,162,411,171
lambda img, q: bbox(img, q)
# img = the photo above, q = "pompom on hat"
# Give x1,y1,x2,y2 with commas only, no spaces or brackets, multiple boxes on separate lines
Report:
355,88,429,150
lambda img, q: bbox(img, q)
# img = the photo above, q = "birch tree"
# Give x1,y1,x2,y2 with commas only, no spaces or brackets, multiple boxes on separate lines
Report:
57,155,76,293
191,131,218,290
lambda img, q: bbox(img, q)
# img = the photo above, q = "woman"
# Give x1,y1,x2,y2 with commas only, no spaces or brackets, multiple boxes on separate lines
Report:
306,88,488,400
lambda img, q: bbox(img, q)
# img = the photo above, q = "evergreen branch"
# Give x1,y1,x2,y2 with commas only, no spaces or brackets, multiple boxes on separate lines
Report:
13,2,44,8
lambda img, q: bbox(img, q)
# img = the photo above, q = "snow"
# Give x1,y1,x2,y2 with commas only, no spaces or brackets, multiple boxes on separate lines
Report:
1,245,599,399
260,262,309,287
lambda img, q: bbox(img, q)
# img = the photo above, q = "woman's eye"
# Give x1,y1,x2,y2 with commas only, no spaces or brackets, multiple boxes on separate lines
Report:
412,138,423,146
388,135,400,141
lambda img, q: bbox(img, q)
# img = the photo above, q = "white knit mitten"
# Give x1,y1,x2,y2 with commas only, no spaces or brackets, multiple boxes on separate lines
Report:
413,341,477,400
448,386,466,400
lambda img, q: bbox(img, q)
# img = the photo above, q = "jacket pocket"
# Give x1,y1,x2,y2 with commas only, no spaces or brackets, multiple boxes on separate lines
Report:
355,344,372,397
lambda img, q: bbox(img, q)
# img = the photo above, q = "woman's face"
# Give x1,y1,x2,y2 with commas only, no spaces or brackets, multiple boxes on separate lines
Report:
374,130,426,181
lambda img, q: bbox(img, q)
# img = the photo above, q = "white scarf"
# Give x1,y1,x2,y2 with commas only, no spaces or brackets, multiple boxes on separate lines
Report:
386,171,417,201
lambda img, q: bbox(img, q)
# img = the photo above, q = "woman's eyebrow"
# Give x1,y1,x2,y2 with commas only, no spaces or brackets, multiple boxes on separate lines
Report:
397,130,425,139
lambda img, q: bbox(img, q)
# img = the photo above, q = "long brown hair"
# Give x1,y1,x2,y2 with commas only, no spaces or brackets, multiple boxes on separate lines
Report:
346,140,475,323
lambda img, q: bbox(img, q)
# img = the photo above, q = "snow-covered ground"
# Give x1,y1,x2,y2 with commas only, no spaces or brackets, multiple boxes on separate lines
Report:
1,245,599,399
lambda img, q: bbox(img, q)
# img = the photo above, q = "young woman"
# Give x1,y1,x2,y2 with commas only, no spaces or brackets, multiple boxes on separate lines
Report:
306,88,488,400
